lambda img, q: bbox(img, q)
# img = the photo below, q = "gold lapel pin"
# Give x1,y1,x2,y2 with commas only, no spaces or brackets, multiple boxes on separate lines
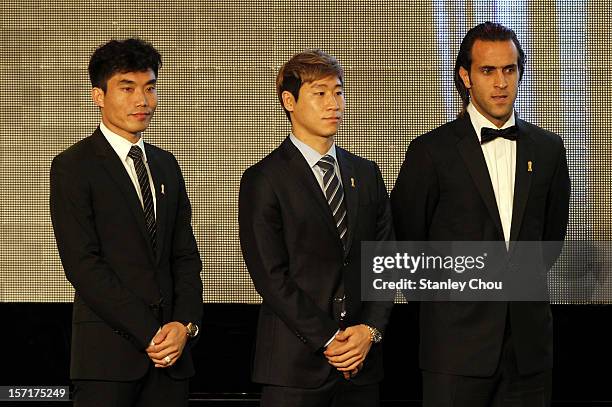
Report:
351,177,356,188
527,161,533,172
161,184,165,194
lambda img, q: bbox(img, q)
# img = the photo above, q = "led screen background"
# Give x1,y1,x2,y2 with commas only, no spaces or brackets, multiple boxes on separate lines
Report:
1,1,609,302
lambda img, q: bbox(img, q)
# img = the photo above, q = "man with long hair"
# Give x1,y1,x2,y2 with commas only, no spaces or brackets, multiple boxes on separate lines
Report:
392,22,570,405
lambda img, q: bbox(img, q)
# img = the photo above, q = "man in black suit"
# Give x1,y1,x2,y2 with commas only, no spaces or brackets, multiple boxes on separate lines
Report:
391,22,570,406
239,49,394,406
50,38,202,406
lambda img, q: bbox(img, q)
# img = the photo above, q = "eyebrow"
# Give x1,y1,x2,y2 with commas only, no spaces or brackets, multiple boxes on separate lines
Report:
117,79,157,85
310,83,343,89
480,63,517,70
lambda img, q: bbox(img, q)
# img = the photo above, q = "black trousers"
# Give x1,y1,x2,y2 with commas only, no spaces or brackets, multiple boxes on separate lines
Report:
260,369,380,407
422,326,552,407
73,365,189,407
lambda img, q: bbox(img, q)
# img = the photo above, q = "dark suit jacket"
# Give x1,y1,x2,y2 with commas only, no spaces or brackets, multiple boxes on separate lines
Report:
50,128,203,381
239,137,394,388
390,115,570,377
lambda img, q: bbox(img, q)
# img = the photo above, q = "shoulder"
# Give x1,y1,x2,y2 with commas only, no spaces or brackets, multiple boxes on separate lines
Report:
144,142,177,162
336,145,379,172
414,118,464,145
52,132,98,169
243,141,287,178
518,119,564,148
400,120,461,163
240,144,285,191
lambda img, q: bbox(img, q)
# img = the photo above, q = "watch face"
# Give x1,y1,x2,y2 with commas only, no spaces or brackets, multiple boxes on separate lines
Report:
187,323,199,337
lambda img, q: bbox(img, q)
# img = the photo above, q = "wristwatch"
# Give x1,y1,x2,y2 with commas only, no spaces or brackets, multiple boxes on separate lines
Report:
185,322,199,339
365,325,382,344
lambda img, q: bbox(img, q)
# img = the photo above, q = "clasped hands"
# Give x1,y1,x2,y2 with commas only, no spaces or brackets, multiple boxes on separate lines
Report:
145,321,188,368
323,324,372,380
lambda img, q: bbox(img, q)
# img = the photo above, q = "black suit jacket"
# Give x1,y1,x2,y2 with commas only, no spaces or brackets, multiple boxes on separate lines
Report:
50,128,203,381
390,115,570,376
239,137,394,388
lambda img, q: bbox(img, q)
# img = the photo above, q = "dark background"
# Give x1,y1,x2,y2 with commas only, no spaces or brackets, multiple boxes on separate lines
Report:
2,303,611,406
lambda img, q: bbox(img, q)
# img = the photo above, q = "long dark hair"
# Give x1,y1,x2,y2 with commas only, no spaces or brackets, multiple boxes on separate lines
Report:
454,22,525,117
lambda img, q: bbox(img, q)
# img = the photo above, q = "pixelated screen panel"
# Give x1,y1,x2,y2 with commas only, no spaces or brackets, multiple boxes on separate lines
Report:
0,1,609,302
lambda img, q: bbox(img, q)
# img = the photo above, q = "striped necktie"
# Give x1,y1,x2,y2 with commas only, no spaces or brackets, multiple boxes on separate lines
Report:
316,155,348,249
128,145,157,253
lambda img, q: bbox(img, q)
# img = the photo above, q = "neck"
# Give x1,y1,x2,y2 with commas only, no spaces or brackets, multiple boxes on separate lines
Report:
101,118,141,144
292,131,334,155
470,104,512,128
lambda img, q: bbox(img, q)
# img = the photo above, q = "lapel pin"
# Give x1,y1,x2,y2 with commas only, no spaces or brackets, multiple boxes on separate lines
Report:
351,177,356,188
527,161,533,172
161,184,165,195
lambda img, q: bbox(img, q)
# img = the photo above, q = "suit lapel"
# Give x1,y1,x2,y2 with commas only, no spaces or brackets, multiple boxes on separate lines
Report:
455,117,505,239
337,147,358,257
91,129,156,262
280,138,344,253
145,144,167,264
509,120,535,242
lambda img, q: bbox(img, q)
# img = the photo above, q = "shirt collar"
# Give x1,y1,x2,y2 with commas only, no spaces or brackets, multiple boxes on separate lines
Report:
467,103,516,143
99,121,148,163
289,133,337,168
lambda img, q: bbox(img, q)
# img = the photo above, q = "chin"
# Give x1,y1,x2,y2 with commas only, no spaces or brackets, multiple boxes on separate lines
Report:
131,125,149,133
490,109,512,120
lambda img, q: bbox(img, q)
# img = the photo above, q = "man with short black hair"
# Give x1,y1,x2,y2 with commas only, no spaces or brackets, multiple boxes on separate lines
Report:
50,38,203,406
391,22,570,406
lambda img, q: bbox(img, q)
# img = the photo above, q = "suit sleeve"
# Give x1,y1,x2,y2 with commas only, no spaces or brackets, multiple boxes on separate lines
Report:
169,155,204,329
390,137,439,241
542,139,571,268
50,154,159,350
359,161,395,335
239,167,338,352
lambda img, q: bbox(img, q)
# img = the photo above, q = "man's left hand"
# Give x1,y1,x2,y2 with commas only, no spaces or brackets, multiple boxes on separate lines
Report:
323,324,372,373
146,321,188,368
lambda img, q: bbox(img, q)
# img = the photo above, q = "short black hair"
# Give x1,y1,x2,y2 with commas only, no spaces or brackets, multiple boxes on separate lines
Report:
88,38,162,91
454,22,526,116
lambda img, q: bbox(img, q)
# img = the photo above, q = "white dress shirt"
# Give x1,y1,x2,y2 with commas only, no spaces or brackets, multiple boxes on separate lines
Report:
289,133,343,193
467,103,516,243
99,122,157,217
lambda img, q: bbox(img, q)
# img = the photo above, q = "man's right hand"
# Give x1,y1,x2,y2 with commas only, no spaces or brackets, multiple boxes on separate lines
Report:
324,325,372,374
146,322,189,368
341,362,364,380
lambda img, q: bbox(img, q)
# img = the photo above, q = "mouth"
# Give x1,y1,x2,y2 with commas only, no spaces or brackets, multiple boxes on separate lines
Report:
131,112,151,121
323,117,342,123
491,95,508,103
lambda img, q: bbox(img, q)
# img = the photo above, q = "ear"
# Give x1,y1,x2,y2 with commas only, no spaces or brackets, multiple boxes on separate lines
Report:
459,66,471,89
281,90,296,113
91,87,105,108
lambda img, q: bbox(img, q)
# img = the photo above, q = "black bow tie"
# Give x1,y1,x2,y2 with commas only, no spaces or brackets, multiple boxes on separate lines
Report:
480,125,518,145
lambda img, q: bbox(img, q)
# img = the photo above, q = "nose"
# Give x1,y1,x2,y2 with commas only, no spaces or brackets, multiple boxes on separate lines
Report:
327,93,343,111
495,69,508,89
134,88,149,107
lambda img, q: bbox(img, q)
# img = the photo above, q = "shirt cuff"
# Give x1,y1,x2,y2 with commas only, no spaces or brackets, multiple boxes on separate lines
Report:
324,329,341,348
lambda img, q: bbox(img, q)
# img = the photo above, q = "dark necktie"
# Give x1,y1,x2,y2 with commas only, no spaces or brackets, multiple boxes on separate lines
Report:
316,155,348,249
480,125,518,145
127,145,157,252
